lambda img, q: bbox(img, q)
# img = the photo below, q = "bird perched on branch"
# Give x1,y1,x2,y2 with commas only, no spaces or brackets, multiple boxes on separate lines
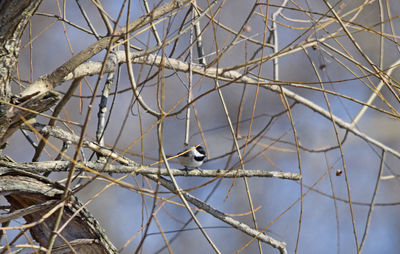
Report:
177,145,206,171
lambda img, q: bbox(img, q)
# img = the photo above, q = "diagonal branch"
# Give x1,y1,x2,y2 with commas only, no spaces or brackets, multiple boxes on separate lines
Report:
64,52,400,159
20,0,192,99
145,173,288,254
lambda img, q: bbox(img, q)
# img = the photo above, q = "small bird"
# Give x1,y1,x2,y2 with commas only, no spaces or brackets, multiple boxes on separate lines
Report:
177,145,206,170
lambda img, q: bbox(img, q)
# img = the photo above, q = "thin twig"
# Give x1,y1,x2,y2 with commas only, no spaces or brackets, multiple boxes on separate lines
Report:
142,0,162,45
207,9,261,251
75,0,100,39
158,125,221,253
359,150,385,252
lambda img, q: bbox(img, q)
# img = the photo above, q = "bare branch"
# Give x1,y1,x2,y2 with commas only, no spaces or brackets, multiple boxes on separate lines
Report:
0,160,301,181
20,0,193,99
146,174,288,254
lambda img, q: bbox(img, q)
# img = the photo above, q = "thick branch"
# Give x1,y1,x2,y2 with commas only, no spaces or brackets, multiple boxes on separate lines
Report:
26,123,135,166
0,160,301,181
0,172,117,253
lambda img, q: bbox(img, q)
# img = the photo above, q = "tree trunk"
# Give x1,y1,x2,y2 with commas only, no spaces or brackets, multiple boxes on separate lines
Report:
0,0,43,145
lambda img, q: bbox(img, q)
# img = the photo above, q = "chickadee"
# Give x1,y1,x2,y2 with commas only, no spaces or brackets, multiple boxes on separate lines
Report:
177,145,206,170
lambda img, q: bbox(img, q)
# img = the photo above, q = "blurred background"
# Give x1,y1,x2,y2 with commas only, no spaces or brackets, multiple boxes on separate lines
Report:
3,0,400,253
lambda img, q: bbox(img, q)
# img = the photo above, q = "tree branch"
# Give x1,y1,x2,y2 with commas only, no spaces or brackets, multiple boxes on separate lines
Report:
0,160,301,181
0,173,118,253
146,174,288,254
63,52,400,159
